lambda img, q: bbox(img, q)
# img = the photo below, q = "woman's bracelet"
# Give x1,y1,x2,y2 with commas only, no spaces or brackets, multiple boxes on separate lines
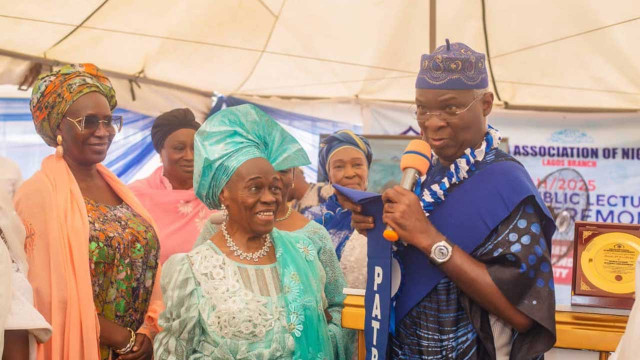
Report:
114,328,136,355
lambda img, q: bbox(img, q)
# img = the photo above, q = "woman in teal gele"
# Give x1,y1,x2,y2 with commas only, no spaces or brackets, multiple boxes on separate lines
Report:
154,104,340,359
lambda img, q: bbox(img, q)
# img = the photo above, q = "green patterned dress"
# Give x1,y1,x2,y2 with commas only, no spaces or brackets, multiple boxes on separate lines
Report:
85,198,160,359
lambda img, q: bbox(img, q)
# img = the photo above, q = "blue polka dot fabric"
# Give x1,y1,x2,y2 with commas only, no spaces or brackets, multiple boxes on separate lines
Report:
540,262,551,273
531,222,541,234
519,263,527,273
392,195,556,360
475,198,556,357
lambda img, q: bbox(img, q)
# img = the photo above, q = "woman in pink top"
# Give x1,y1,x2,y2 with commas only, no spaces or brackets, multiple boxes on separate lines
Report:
130,108,214,263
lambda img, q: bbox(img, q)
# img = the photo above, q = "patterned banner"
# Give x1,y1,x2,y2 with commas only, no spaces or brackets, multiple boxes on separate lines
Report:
491,111,640,285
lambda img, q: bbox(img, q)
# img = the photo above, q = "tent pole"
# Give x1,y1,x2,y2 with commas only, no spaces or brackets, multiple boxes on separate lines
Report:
429,0,437,52
45,0,108,54
481,0,502,102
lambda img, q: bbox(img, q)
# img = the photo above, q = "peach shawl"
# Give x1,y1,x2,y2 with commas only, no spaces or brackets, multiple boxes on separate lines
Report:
14,155,163,360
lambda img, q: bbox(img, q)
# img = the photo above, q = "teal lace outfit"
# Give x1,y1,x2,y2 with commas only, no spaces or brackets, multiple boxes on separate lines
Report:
155,104,343,359
195,220,356,359
155,229,333,359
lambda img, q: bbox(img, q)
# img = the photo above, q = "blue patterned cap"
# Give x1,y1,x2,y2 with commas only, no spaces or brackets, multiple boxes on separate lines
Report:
416,39,488,90
193,104,311,209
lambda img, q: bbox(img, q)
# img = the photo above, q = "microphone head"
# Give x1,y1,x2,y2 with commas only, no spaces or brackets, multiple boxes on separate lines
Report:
400,140,432,176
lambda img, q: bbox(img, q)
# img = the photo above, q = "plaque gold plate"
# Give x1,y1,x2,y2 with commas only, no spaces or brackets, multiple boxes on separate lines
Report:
581,232,639,294
572,222,640,309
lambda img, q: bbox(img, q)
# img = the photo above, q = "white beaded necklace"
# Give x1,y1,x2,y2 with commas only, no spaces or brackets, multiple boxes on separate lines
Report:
421,126,501,214
221,222,272,262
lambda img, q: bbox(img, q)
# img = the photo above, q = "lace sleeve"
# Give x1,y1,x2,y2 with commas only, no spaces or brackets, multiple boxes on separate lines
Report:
0,239,11,341
303,222,356,360
5,260,52,342
153,254,203,359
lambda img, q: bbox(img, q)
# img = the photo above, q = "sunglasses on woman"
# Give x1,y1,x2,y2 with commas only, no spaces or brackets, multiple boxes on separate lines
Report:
66,114,123,133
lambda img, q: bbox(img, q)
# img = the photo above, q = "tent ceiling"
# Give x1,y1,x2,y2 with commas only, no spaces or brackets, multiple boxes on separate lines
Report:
0,0,638,110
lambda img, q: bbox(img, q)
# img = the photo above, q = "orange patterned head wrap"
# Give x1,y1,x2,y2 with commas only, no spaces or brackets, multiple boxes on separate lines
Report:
30,63,117,147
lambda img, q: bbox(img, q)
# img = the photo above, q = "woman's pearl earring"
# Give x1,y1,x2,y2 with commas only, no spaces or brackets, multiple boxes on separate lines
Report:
221,204,229,222
55,135,63,157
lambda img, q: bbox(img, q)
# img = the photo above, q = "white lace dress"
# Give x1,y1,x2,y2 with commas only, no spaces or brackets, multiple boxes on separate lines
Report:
194,221,356,359
339,231,368,290
154,241,296,359
0,222,52,360
0,189,52,360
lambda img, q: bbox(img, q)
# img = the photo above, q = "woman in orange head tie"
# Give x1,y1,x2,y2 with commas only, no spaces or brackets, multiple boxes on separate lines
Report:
14,64,162,360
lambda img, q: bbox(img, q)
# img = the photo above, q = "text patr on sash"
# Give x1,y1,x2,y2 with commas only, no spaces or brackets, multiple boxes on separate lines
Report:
332,185,392,360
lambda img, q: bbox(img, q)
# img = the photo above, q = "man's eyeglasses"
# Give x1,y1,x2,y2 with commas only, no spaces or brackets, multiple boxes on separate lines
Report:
411,93,486,122
66,115,123,133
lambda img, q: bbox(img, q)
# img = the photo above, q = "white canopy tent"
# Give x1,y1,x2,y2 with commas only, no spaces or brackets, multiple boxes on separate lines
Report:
1,6,640,357
0,0,638,118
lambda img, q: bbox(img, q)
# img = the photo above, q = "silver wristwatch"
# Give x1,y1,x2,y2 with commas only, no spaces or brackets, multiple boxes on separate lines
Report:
429,239,453,265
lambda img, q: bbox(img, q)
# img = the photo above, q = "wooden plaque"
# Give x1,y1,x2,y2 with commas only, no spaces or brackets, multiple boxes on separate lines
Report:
572,221,640,309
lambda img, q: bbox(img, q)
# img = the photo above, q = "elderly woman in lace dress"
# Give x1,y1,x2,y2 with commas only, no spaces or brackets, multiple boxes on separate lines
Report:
154,105,336,359
305,130,373,289
195,156,355,359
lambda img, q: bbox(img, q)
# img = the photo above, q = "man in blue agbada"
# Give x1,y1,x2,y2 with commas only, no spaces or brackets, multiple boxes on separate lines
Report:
154,104,337,359
345,40,557,359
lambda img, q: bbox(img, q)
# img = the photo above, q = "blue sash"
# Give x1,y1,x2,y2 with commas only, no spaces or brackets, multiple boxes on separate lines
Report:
332,184,390,360
335,151,555,360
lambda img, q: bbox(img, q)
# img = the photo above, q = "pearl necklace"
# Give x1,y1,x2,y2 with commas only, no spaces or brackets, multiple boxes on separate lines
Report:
221,222,272,262
276,205,293,222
